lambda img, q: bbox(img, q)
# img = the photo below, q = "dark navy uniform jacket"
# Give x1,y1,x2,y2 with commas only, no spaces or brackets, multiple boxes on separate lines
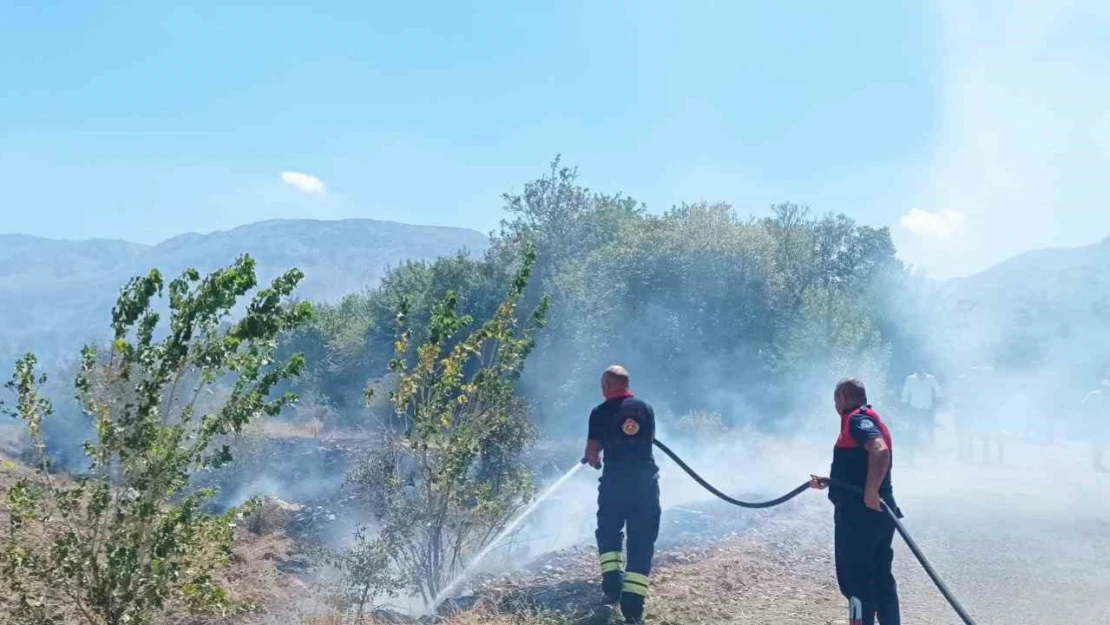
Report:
587,393,659,483
829,405,900,515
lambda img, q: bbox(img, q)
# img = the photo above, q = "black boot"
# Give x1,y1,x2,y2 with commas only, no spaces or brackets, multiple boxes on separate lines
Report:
620,591,645,624
601,571,622,605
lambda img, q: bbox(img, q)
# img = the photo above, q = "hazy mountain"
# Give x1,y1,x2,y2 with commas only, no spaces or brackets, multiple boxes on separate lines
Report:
945,236,1110,306
937,236,1110,373
941,235,1110,327
0,219,489,369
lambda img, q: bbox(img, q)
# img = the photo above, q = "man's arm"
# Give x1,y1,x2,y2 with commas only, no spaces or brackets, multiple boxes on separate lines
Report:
583,409,602,469
849,415,889,511
863,438,891,511
582,439,601,468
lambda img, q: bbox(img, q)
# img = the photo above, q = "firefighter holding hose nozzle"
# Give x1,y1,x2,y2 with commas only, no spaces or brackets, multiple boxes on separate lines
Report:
812,378,903,625
581,365,661,625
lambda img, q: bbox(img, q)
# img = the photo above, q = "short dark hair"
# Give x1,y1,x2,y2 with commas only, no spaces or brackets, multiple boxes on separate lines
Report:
835,378,868,405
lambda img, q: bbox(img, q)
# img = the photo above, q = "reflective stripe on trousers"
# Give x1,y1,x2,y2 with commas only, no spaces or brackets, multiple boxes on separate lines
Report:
599,551,623,574
596,475,661,622
622,571,649,596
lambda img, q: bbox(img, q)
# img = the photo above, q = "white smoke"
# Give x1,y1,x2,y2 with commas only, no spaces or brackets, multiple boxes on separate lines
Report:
901,0,1110,278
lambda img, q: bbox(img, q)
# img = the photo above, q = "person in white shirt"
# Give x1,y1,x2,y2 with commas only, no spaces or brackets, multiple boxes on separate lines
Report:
901,367,941,456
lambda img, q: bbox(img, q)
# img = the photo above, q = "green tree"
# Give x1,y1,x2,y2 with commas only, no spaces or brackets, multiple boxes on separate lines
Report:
0,256,311,625
346,247,548,604
493,155,643,292
282,252,513,426
490,158,643,414
554,200,901,424
281,160,911,434
570,202,777,413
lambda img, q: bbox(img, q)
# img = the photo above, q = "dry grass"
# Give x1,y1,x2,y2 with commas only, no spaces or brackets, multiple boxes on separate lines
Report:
0,451,315,625
239,398,340,440
442,609,574,625
0,435,880,625
245,498,307,535
444,500,851,625
251,418,327,440
0,424,30,460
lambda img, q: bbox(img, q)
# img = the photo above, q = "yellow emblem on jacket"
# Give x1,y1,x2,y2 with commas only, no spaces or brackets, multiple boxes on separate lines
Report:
622,418,640,435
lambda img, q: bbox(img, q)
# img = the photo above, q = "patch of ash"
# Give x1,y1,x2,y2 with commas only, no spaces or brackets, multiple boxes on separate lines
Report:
282,488,363,546
657,500,758,548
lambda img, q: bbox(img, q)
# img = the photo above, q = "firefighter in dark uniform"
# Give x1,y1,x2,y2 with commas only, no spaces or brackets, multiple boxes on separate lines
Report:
581,365,660,625
811,378,902,625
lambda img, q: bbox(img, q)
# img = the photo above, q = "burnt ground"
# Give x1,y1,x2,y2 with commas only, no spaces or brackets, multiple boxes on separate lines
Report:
440,436,1110,625
4,423,1106,624
10,424,1088,625
455,499,845,625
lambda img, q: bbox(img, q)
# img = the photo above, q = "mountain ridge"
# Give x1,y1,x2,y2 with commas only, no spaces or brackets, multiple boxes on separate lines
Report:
4,217,1109,372
0,218,489,368
2,217,488,249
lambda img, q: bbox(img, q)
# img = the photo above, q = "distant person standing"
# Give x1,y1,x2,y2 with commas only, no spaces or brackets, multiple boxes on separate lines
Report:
957,365,1003,465
901,367,941,457
812,378,902,625
1080,379,1110,473
581,365,661,625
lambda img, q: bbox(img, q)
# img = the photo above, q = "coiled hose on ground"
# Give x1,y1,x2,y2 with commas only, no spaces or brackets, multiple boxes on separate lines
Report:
652,438,978,625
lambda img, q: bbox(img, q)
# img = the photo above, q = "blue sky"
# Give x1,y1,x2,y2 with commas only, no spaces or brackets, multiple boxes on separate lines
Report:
3,1,1109,277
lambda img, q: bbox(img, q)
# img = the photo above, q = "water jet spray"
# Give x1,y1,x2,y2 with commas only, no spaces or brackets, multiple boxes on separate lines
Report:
432,462,585,609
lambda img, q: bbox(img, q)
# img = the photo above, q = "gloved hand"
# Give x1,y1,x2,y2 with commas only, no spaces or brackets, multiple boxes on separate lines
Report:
581,456,601,470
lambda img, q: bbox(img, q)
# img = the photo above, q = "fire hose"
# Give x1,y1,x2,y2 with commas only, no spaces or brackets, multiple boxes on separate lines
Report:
652,438,978,625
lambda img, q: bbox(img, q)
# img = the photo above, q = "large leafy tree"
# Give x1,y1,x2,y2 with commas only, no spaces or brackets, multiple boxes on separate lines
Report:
569,202,777,415
285,159,910,433
512,197,902,426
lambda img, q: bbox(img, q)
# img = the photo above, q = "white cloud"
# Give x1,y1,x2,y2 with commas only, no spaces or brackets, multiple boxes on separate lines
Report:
899,208,966,240
280,171,326,194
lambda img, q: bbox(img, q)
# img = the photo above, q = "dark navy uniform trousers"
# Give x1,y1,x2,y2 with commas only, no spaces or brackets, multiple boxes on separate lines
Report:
596,473,661,621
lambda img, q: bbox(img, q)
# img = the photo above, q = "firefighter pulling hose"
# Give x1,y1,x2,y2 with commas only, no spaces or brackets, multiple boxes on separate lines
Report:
581,366,976,625
653,381,978,625
653,439,977,625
